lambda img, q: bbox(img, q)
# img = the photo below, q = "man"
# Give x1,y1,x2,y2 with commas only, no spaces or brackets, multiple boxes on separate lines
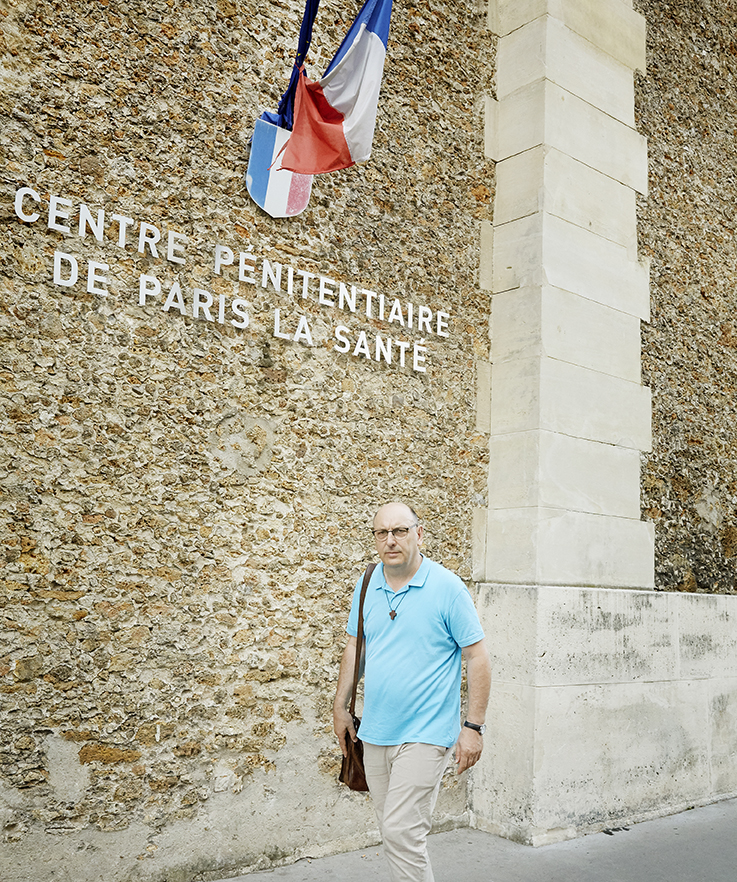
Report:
333,502,491,882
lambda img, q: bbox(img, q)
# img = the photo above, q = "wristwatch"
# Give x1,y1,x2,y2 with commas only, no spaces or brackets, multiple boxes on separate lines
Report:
463,721,486,735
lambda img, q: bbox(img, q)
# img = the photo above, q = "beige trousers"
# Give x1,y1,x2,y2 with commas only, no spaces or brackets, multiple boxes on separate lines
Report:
363,742,453,882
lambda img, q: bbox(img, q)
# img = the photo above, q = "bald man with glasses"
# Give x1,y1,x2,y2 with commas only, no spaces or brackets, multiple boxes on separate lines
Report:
334,502,491,882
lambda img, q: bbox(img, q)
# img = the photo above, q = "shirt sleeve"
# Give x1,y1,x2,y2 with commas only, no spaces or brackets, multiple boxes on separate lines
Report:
447,584,485,648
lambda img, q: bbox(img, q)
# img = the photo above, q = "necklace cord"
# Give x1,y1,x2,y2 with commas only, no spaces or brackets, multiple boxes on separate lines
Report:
385,587,409,620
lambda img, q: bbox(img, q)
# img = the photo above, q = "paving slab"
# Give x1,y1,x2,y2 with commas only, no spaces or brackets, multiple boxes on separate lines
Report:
217,797,737,882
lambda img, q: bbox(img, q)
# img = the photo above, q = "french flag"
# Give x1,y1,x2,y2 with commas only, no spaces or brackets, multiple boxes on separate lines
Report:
246,0,392,217
280,0,393,176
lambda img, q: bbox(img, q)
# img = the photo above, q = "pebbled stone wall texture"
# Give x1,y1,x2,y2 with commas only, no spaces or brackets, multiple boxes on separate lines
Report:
635,0,737,594
0,0,494,879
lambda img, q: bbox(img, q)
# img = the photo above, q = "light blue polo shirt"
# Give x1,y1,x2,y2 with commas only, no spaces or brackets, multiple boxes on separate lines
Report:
347,556,485,748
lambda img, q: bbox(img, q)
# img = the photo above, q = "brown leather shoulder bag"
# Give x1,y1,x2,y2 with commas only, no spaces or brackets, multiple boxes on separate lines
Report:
338,562,377,791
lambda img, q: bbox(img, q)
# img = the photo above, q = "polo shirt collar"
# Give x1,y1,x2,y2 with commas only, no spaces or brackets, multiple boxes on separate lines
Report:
376,555,431,590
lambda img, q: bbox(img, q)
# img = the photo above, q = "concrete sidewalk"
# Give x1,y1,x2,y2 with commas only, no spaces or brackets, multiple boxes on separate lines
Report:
219,797,737,882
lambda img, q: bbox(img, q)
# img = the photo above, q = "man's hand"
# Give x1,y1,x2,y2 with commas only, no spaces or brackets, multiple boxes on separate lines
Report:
333,706,358,757
454,725,484,774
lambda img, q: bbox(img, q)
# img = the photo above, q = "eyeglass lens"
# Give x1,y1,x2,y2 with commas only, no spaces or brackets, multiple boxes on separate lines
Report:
373,527,414,540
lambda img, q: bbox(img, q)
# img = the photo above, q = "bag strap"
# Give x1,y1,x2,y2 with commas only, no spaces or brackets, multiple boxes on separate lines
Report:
349,562,377,717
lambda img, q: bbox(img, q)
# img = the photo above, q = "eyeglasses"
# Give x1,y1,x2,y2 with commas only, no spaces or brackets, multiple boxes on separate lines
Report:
372,525,418,541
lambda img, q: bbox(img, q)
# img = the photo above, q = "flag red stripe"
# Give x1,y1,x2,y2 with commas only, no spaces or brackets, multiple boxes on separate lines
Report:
280,74,354,175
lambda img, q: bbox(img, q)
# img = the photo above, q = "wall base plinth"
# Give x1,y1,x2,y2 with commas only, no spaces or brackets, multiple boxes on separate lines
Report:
471,583,737,845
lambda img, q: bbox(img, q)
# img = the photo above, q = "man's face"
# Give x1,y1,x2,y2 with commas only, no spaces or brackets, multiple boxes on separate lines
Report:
373,503,423,571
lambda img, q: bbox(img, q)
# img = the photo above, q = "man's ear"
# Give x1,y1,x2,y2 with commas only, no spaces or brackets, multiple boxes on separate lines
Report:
416,524,424,545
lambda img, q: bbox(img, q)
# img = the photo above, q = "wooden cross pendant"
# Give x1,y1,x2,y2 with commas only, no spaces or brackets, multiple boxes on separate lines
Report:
389,610,397,620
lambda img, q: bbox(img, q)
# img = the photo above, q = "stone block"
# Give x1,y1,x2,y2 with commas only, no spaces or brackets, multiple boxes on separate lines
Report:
484,96,500,161
489,0,646,73
469,680,538,839
492,213,650,320
495,147,637,248
495,80,647,194
46,735,91,803
477,582,540,684
531,680,712,830
475,359,492,433
472,507,489,582
485,507,655,587
491,285,642,382
479,219,494,290
708,678,737,795
497,16,635,125
488,430,642,518
532,585,678,685
490,357,652,450
678,593,737,679
479,584,681,688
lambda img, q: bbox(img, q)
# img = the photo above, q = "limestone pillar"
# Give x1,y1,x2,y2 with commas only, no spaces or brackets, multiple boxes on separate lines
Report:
471,0,661,845
476,0,654,589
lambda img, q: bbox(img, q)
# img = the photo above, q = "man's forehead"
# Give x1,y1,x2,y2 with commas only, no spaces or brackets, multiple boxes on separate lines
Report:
373,503,416,526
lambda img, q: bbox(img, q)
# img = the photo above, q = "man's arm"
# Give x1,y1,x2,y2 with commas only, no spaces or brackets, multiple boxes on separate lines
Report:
455,638,492,774
333,635,361,756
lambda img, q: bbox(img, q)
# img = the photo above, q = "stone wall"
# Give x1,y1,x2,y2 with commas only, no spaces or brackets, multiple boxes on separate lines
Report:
636,0,737,593
0,1,494,879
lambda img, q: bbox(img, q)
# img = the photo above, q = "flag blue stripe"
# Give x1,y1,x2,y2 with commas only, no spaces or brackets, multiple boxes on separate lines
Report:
324,0,393,76
249,119,278,209
367,0,392,45
263,0,321,130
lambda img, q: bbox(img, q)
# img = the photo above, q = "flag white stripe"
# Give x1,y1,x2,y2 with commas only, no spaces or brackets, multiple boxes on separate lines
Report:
321,28,387,164
264,125,293,217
